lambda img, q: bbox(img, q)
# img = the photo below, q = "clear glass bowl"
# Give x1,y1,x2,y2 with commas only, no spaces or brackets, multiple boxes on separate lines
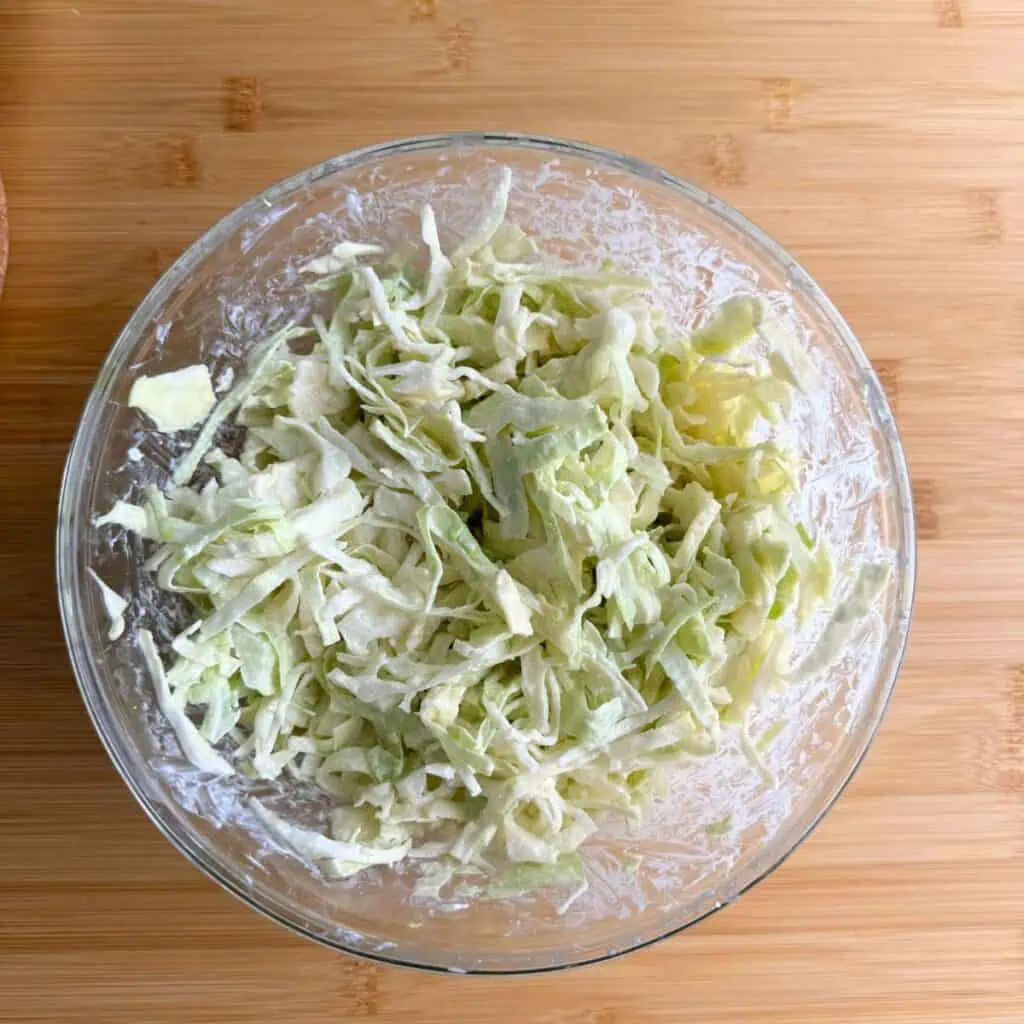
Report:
0,171,8,299
57,133,915,974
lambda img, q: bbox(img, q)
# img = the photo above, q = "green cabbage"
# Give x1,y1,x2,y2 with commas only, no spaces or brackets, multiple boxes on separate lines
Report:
88,569,128,641
96,171,883,897
128,364,216,433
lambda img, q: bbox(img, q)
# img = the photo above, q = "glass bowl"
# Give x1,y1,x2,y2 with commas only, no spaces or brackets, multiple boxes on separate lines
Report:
57,132,915,974
0,171,8,300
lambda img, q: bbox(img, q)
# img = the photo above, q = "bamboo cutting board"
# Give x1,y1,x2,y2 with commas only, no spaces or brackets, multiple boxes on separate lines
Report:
1,1,1022,1021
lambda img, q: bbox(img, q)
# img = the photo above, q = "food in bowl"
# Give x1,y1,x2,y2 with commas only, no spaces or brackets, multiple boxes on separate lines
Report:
90,167,886,902
61,134,912,972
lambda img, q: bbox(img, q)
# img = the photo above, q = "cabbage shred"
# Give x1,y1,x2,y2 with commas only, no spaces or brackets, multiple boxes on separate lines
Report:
104,169,847,887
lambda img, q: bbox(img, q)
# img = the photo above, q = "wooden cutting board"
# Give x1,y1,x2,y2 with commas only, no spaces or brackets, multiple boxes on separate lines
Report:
1,2,1021,1022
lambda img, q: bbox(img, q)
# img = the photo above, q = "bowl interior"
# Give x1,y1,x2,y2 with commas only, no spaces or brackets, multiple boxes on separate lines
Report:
59,135,914,973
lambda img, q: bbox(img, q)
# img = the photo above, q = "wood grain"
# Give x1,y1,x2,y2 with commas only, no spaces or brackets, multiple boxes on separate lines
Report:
1,1,1022,1022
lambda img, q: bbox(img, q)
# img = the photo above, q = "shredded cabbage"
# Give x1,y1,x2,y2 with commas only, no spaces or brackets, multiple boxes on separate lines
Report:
97,171,883,897
88,568,127,641
128,364,216,433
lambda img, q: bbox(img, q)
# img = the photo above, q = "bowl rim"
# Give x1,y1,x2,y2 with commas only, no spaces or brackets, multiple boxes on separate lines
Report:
56,130,917,974
0,171,8,301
